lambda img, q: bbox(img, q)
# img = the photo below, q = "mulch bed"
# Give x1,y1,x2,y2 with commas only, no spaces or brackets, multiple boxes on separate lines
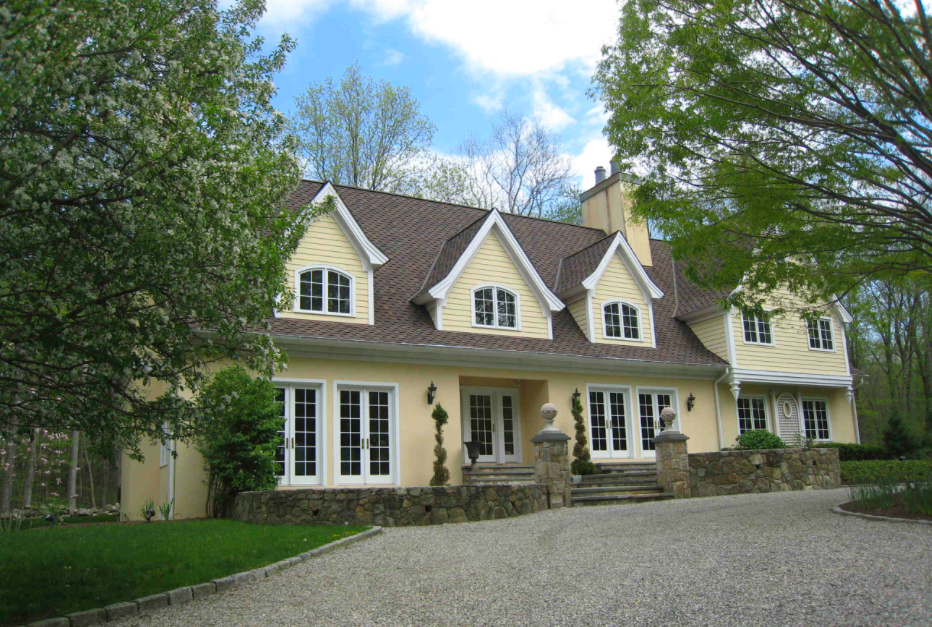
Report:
839,495,932,522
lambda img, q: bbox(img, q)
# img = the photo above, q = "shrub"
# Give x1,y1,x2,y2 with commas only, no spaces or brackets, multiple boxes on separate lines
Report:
195,367,282,517
882,411,917,458
429,404,450,487
814,442,889,461
733,430,787,450
840,459,932,484
570,392,597,476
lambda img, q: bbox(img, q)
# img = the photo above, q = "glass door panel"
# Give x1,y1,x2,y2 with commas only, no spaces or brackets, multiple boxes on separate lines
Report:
500,394,519,463
274,388,287,482
291,387,319,485
469,394,496,463
608,392,629,457
337,386,394,485
366,390,393,484
637,391,673,459
588,389,631,458
339,389,364,484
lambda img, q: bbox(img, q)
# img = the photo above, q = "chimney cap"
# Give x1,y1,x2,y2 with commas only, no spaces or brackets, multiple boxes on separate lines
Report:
594,165,606,184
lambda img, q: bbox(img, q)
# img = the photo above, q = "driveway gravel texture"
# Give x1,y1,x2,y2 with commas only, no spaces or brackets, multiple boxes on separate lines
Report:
111,489,931,627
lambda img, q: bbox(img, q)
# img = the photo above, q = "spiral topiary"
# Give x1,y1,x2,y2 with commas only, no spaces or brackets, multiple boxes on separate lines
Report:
570,392,598,475
430,403,451,486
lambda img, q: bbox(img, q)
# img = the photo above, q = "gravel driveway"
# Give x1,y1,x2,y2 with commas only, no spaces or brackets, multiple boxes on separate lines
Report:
112,489,931,627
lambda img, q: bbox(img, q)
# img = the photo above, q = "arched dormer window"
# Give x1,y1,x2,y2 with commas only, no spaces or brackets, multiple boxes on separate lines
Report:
603,301,641,340
472,285,519,329
296,266,354,316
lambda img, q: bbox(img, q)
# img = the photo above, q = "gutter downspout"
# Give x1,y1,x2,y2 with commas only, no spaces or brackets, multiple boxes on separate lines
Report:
852,376,866,445
168,438,176,520
714,367,730,450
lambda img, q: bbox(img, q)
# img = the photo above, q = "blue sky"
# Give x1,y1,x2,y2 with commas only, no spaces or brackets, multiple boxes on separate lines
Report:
248,0,621,190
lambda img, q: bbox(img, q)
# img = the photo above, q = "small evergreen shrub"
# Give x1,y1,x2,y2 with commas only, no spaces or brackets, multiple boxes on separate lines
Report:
814,442,889,461
733,430,787,450
882,411,917,458
429,404,450,486
570,393,597,476
195,367,282,517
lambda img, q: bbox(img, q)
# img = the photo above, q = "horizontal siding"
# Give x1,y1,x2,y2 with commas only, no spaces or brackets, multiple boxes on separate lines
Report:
689,315,728,361
279,214,368,324
732,288,848,375
590,254,652,347
444,232,550,338
568,298,589,341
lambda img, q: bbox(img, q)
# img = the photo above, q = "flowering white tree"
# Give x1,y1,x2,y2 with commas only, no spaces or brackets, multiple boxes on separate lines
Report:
0,0,309,456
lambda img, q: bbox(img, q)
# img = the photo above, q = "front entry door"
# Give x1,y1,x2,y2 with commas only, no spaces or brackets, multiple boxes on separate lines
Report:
461,387,521,463
337,387,394,485
587,387,633,459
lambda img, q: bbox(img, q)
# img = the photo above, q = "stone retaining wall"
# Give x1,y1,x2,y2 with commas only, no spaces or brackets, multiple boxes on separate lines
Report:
232,484,548,527
686,448,840,497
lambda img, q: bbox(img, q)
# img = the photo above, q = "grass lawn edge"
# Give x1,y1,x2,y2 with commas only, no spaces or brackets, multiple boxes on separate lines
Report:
831,505,932,526
13,525,383,627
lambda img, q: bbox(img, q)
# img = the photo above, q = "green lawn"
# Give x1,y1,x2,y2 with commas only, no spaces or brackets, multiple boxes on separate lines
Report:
0,520,367,626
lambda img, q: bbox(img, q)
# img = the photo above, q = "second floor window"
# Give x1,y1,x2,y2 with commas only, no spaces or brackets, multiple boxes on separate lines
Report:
604,302,640,340
299,268,352,315
474,286,517,329
807,318,834,350
743,313,773,345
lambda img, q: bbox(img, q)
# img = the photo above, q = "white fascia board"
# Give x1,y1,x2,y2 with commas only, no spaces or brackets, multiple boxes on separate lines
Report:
310,182,388,269
581,232,664,300
728,368,853,388
830,296,854,324
426,209,564,313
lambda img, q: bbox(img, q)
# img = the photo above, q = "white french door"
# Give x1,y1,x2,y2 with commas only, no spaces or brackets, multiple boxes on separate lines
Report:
336,386,395,485
461,387,521,464
636,389,677,459
274,384,323,486
587,387,633,459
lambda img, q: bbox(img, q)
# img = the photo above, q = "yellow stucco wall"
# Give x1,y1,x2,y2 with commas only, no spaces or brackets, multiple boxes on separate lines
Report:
121,439,159,522
731,289,848,375
590,254,652,347
689,315,728,361
443,232,550,338
280,213,369,324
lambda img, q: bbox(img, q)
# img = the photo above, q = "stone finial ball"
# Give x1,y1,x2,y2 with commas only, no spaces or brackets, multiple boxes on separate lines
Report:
540,403,558,420
660,406,677,421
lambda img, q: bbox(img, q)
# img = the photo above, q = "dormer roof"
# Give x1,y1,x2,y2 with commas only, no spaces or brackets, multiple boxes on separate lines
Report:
309,182,388,270
555,231,664,302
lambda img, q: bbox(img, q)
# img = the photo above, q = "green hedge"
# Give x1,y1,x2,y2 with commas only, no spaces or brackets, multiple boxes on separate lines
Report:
840,459,932,484
816,442,889,462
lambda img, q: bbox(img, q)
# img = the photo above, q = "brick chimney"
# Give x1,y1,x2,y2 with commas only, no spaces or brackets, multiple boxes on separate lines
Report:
580,165,652,266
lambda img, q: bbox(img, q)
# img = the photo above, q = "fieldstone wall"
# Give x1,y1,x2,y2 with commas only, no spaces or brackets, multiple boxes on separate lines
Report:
687,448,840,498
232,484,548,527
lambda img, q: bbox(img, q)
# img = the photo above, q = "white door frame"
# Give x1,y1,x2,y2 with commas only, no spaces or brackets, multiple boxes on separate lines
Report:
460,386,522,464
634,387,680,460
585,384,634,460
332,381,400,486
271,379,326,487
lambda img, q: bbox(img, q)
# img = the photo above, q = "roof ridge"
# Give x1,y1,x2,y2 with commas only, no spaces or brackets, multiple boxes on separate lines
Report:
301,178,608,234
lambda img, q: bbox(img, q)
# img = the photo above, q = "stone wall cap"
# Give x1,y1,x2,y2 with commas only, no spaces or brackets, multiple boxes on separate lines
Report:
530,431,571,443
654,431,688,443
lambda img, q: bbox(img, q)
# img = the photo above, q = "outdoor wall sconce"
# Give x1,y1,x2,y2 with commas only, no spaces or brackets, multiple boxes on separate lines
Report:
427,381,437,404
573,388,581,401
464,441,480,467
687,393,695,412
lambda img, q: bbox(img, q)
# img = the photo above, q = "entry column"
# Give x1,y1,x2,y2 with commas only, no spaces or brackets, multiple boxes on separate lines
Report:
531,403,572,508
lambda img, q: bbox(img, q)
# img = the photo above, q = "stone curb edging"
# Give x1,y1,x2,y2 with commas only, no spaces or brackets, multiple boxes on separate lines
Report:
24,526,383,627
831,505,932,526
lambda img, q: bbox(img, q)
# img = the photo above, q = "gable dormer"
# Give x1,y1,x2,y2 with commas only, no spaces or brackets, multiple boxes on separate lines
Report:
411,209,564,339
280,183,387,325
555,231,664,347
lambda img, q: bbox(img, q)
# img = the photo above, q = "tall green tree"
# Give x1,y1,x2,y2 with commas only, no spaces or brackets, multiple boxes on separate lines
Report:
594,0,932,312
0,0,308,455
290,63,435,191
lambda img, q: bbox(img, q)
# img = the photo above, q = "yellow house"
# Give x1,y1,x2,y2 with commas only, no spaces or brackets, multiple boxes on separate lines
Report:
122,169,860,519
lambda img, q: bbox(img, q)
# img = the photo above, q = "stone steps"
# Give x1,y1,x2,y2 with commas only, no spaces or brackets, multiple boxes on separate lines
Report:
579,473,658,485
462,464,536,486
572,460,668,506
572,492,673,506
595,462,658,474
571,485,665,497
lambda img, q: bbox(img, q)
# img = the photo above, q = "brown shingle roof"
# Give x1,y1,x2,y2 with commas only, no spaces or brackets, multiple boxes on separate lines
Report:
411,212,487,302
553,232,615,294
268,180,727,367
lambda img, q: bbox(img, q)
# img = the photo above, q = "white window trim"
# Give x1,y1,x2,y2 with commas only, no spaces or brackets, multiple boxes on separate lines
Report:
271,379,327,487
600,299,644,342
585,383,635,460
470,284,522,331
741,312,775,346
635,387,680,458
807,317,837,352
460,386,523,464
293,264,356,318
736,395,770,434
332,381,401,486
801,396,833,442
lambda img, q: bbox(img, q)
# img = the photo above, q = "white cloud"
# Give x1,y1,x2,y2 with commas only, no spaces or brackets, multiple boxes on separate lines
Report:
352,0,619,77
585,104,610,126
379,48,406,66
569,138,613,189
532,87,575,131
473,93,503,113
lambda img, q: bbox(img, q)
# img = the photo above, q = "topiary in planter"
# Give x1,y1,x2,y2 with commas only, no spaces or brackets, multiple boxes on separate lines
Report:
570,392,598,475
430,404,451,486
734,430,787,450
